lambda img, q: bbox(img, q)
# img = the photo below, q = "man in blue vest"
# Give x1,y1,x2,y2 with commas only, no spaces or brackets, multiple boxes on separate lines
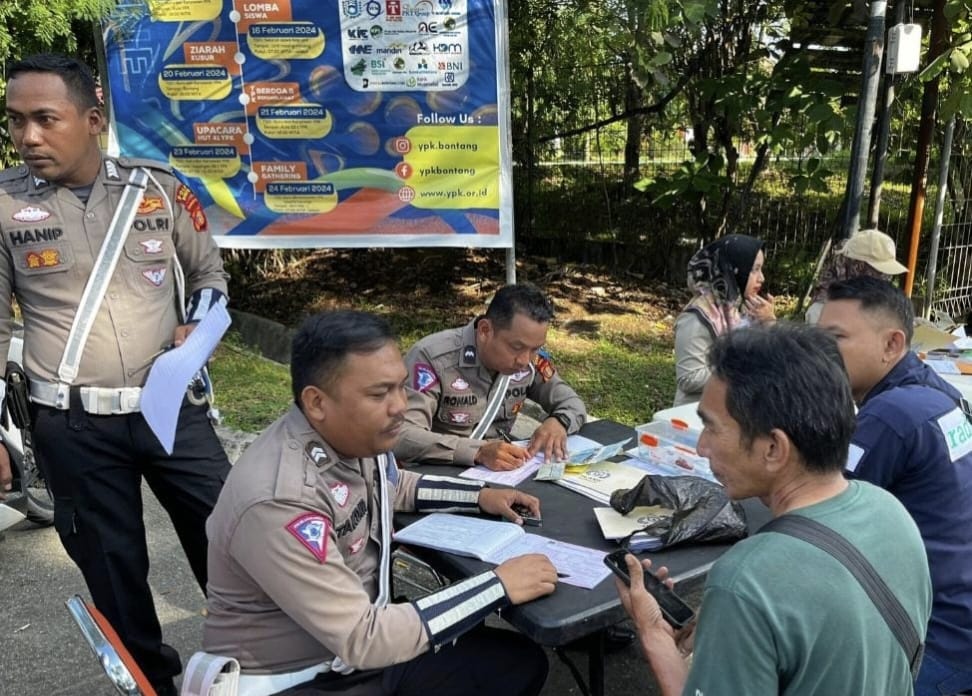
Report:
820,276,972,696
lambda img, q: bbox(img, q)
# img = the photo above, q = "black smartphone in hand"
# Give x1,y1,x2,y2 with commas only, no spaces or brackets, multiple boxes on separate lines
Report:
604,549,695,629
512,503,542,527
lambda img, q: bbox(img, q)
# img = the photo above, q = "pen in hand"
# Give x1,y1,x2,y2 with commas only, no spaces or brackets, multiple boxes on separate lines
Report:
498,429,514,444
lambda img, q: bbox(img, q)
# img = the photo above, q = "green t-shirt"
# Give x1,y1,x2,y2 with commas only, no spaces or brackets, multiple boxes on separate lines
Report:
683,480,932,696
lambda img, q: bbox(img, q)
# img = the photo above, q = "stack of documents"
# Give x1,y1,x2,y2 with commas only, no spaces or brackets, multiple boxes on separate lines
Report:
593,505,672,552
393,513,611,589
554,460,648,504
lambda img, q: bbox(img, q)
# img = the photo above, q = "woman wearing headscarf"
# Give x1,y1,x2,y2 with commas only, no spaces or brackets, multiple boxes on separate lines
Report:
673,234,775,406
804,229,908,324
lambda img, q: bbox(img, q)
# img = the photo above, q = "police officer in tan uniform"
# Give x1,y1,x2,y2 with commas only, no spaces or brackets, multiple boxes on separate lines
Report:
395,283,587,470
0,55,230,695
204,310,555,695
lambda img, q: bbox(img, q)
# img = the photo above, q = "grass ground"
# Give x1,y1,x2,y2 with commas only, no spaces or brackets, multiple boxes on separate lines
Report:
210,248,693,433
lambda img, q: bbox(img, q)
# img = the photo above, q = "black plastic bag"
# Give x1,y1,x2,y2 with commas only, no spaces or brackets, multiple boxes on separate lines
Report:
609,474,748,548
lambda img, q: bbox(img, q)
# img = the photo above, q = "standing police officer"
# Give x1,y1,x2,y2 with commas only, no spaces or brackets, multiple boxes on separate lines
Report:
0,54,230,695
395,283,587,470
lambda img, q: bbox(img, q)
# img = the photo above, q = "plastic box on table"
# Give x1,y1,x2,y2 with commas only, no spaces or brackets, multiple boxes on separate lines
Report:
634,419,701,458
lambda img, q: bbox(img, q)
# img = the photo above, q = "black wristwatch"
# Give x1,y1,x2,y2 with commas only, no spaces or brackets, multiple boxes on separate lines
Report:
551,413,571,431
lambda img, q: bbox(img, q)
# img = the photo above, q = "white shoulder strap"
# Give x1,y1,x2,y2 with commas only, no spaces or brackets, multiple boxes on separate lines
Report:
57,167,150,386
375,453,394,607
470,373,513,440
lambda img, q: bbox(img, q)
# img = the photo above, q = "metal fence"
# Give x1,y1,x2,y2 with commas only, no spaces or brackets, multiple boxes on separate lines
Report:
932,149,972,323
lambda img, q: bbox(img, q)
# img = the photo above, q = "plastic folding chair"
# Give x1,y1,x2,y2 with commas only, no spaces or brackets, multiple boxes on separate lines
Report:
65,594,157,696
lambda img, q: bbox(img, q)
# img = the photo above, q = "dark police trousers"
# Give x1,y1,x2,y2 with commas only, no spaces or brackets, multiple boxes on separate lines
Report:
276,625,548,696
32,397,230,685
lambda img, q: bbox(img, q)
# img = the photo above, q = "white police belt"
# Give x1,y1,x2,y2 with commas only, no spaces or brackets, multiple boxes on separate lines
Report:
29,382,142,415
235,660,342,696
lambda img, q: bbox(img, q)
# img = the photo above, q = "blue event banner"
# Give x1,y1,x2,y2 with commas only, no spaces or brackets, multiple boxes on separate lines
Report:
103,0,513,248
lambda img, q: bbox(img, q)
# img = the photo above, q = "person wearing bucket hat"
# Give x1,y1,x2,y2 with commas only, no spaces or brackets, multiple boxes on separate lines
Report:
673,234,776,406
806,229,907,324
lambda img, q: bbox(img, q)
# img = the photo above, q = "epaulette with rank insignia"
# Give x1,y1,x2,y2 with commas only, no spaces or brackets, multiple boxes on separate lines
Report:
533,348,556,382
0,165,30,187
117,156,173,174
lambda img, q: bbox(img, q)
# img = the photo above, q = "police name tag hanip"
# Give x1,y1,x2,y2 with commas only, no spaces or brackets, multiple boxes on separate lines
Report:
937,408,972,462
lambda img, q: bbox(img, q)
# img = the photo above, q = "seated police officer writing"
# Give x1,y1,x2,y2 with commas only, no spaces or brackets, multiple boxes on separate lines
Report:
394,283,587,471
203,310,556,695
618,324,932,695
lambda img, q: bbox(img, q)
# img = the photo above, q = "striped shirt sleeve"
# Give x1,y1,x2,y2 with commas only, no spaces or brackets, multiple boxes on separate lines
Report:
414,474,484,513
412,571,509,648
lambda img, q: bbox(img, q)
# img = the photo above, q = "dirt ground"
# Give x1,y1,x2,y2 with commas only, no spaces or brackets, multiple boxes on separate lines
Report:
225,247,688,329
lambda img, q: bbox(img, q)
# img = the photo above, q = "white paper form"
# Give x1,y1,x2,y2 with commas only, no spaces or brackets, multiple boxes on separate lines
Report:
459,460,541,486
141,304,231,454
459,434,608,485
485,534,612,589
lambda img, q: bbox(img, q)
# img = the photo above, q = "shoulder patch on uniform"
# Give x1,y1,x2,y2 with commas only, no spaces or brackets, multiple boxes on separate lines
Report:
285,512,330,563
533,348,556,382
413,363,439,393
306,441,330,466
175,184,208,232
461,344,477,365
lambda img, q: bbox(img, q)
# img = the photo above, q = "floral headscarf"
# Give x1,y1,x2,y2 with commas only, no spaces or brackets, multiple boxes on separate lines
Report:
684,234,764,338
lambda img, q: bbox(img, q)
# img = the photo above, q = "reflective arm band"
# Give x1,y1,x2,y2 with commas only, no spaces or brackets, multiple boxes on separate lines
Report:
186,288,227,323
414,474,484,513
412,571,508,649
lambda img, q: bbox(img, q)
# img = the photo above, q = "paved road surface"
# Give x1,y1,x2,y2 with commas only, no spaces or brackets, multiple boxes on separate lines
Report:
0,481,675,695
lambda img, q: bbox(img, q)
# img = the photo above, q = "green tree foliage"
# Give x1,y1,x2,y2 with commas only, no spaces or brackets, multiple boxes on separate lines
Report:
0,0,113,166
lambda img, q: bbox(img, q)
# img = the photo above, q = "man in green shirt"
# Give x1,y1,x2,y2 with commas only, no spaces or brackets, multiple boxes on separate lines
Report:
618,324,932,696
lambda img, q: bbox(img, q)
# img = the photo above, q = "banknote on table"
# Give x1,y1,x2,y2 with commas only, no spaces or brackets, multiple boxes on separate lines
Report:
535,459,566,481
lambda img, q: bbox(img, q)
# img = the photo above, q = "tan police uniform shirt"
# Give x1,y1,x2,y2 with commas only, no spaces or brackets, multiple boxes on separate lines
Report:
204,405,505,674
395,319,588,466
0,156,228,387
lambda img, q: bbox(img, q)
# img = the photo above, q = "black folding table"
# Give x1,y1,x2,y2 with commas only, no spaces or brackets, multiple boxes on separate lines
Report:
398,419,770,696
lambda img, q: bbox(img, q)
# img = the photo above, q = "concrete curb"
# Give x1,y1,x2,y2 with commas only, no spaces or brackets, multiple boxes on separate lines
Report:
229,308,295,365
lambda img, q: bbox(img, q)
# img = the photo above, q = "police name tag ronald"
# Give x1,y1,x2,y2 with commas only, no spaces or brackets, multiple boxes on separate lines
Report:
937,408,972,462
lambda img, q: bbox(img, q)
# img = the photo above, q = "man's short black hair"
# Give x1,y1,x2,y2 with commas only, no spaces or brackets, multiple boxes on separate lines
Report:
825,276,914,346
484,283,554,330
291,310,396,406
7,53,99,111
708,323,855,474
